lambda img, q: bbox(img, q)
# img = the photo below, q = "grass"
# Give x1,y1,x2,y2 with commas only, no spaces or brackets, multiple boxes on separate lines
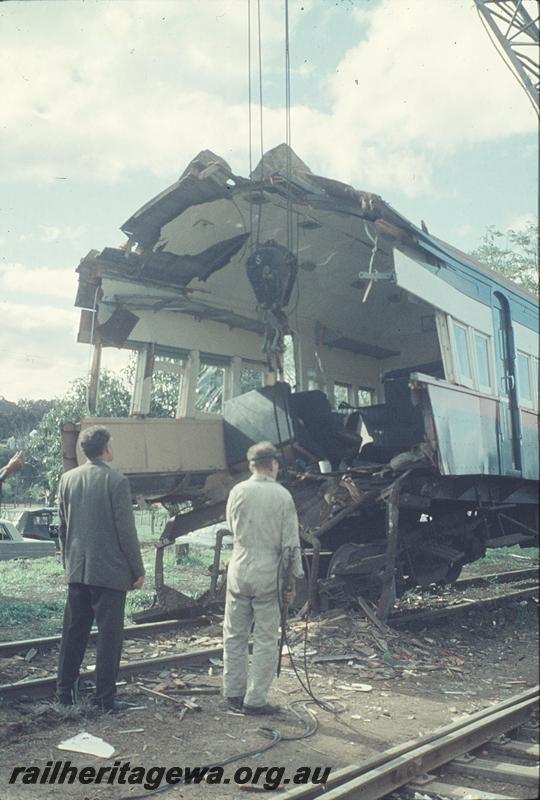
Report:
0,510,222,641
0,521,536,642
461,545,539,576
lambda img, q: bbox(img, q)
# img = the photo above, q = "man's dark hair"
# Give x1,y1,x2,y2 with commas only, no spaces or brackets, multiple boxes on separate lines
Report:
80,426,111,460
247,441,279,471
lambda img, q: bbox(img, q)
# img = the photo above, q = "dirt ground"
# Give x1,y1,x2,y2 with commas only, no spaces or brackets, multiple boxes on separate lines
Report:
0,591,538,800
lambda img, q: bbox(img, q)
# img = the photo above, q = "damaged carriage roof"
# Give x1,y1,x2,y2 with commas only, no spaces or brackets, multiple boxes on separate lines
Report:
76,143,537,332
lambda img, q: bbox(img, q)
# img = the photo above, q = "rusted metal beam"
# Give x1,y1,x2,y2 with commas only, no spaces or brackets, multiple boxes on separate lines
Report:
377,482,400,620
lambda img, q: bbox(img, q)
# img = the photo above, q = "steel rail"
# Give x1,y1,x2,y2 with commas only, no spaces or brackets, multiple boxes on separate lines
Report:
0,645,224,701
283,686,539,800
0,617,206,659
390,584,538,627
454,567,538,589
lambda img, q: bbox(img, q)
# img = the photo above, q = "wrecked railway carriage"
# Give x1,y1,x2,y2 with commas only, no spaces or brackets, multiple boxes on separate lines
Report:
64,144,539,620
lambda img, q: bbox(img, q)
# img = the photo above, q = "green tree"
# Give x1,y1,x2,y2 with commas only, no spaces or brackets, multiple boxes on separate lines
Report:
27,371,131,497
470,222,538,295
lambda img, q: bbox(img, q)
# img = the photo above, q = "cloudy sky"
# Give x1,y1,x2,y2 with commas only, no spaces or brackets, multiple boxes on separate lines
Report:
0,0,537,401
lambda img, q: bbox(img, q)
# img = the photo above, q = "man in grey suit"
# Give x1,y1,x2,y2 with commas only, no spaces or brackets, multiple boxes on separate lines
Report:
57,425,145,712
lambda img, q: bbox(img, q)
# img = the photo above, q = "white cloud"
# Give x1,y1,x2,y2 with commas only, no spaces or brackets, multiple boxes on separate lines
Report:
0,300,86,400
300,0,537,193
38,225,86,243
0,338,88,401
0,0,536,195
0,264,77,300
0,301,77,332
506,213,537,232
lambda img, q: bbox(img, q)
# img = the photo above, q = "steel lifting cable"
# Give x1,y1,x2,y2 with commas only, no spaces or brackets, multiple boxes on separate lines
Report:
247,0,254,255
255,0,265,246
285,0,293,255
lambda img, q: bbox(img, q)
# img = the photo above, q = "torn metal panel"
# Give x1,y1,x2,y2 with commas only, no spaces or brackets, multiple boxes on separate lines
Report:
95,307,139,347
121,150,240,248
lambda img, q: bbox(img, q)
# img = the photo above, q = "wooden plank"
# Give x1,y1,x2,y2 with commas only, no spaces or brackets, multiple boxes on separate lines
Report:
409,779,516,799
487,740,540,759
357,594,395,636
446,757,539,787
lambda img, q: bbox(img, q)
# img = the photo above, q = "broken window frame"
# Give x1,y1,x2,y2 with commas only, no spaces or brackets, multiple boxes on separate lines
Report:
151,354,186,419
239,361,266,395
333,381,353,410
194,355,231,417
355,386,375,406
130,344,188,418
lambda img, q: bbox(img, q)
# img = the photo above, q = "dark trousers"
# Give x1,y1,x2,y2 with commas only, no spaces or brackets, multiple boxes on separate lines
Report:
57,583,126,705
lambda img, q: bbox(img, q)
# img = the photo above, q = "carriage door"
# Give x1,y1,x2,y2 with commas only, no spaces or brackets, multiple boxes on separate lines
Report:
493,292,522,475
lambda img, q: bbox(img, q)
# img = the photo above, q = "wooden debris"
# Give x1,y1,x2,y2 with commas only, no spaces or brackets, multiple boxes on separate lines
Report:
24,648,38,662
357,594,396,637
137,684,186,706
117,729,144,734
313,653,359,663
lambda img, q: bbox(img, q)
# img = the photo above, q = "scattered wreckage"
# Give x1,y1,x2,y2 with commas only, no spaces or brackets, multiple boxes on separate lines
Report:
63,144,539,621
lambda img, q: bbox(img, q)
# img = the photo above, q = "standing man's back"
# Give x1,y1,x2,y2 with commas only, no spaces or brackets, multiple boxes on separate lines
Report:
57,425,145,712
60,459,144,591
223,441,303,715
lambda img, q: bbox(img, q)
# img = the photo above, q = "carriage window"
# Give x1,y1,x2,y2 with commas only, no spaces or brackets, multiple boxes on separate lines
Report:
517,352,532,405
151,356,184,418
452,322,473,385
474,332,492,392
334,382,351,409
356,387,375,406
195,363,226,414
240,365,265,394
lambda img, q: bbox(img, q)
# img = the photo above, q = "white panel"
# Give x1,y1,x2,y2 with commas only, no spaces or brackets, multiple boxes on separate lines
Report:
394,250,493,334
514,321,539,358
100,276,264,361
79,417,226,473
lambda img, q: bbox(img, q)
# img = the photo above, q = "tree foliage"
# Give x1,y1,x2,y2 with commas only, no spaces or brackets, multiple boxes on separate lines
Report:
470,222,538,295
27,371,131,497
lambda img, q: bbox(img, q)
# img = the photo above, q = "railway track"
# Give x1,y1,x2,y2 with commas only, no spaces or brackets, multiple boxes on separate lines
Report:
390,583,538,627
0,569,536,663
0,616,206,658
0,644,224,701
454,567,538,590
283,686,539,800
1,580,536,699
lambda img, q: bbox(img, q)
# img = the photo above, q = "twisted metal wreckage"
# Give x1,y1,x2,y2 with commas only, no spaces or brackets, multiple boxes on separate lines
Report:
63,144,539,621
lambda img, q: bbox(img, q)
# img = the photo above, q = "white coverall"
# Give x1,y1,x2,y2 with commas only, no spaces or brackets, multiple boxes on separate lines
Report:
223,473,304,707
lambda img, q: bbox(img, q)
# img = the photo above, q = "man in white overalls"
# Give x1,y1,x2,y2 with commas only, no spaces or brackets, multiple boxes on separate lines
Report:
223,441,303,715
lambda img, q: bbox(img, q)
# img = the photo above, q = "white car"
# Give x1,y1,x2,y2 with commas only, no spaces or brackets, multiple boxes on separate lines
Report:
0,518,57,560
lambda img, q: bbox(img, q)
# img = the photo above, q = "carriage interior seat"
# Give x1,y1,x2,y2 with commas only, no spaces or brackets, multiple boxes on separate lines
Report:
352,360,445,463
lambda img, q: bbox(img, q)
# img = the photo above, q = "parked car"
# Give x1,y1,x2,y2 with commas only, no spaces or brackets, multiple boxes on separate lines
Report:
0,518,56,560
15,507,59,545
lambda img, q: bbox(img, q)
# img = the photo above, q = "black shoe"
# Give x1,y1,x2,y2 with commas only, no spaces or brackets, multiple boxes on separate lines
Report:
57,680,80,707
226,696,244,711
92,699,131,714
57,695,75,707
242,703,281,716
